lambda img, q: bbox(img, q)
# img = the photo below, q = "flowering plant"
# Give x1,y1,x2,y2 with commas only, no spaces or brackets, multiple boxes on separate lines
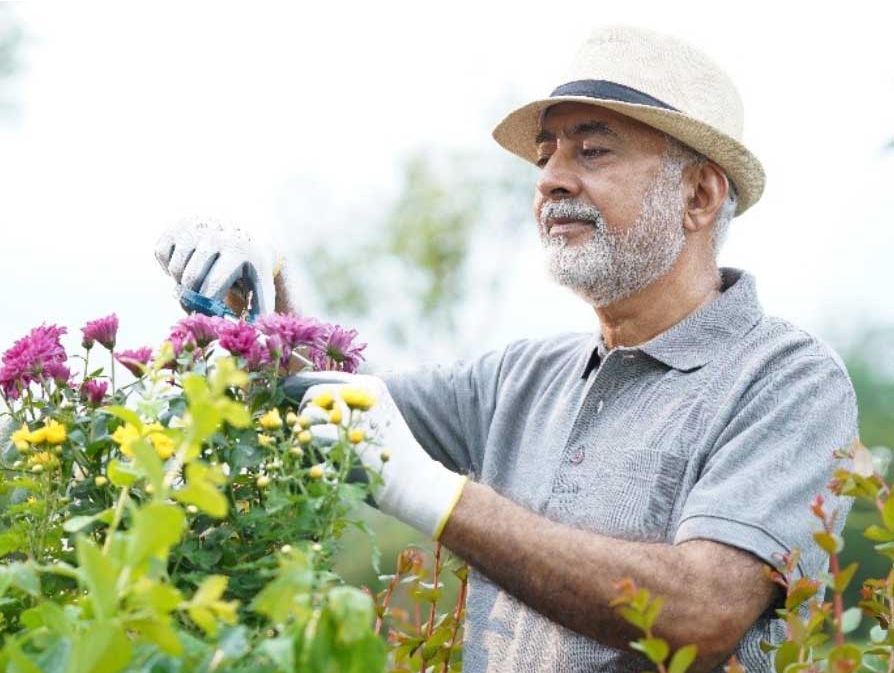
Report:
0,312,464,672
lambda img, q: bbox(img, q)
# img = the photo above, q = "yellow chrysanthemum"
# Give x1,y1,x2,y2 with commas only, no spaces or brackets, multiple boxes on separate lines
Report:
312,391,335,410
11,424,31,451
258,409,283,431
111,424,140,457
257,434,275,448
43,419,67,446
149,432,175,460
111,422,176,460
339,387,376,411
348,429,365,444
28,451,58,471
328,408,343,425
27,426,48,445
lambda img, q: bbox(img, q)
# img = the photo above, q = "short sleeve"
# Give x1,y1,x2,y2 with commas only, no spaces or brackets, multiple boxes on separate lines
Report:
674,355,858,580
381,348,506,477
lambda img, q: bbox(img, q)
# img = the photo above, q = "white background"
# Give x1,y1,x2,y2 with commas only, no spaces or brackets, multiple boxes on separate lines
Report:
0,0,891,368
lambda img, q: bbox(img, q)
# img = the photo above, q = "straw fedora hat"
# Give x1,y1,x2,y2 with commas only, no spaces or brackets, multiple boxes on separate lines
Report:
492,26,765,215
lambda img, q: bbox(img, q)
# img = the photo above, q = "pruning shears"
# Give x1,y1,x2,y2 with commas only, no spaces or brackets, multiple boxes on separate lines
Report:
177,265,259,322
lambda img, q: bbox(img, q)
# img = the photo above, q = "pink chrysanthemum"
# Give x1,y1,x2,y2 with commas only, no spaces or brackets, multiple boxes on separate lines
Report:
174,314,226,349
218,321,260,359
310,324,366,373
115,347,153,377
81,314,119,351
82,378,109,406
0,325,69,399
256,314,327,353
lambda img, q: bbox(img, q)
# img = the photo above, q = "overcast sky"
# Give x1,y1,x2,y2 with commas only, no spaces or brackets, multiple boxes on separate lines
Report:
1,1,891,368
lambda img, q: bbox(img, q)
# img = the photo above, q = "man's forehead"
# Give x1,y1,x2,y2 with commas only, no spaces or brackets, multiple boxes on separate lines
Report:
536,102,660,141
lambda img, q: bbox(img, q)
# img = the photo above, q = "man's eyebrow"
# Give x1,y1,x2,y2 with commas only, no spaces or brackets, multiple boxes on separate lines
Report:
534,121,621,146
566,120,621,140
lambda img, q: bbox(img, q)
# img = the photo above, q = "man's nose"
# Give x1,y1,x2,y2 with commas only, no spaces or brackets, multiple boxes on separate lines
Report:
535,155,582,200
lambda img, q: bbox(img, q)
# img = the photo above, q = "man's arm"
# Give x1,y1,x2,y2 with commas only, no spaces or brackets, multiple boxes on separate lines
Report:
441,480,776,672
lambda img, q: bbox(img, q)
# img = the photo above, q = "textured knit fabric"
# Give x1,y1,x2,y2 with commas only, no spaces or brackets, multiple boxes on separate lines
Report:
383,267,858,673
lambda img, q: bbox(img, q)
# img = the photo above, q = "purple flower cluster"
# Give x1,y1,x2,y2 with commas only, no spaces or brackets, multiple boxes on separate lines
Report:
174,314,226,349
81,314,119,351
0,325,70,400
81,378,108,406
314,324,367,373
115,347,153,376
211,313,366,373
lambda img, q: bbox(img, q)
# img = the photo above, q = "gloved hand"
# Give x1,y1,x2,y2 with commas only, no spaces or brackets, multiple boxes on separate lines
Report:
155,217,280,317
298,372,468,540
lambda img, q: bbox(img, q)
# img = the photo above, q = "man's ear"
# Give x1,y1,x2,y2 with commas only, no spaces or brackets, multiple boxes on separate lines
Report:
683,162,729,233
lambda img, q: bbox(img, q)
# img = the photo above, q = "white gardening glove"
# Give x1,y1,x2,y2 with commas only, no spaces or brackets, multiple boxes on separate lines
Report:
154,216,280,316
298,372,468,540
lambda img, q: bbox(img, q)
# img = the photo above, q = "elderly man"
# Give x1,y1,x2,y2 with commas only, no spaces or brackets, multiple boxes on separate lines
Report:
155,26,857,673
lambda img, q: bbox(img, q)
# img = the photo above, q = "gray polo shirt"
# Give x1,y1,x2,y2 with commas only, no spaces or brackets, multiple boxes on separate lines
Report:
384,267,858,672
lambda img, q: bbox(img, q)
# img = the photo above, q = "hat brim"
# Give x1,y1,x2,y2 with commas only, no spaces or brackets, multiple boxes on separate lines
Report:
492,96,765,215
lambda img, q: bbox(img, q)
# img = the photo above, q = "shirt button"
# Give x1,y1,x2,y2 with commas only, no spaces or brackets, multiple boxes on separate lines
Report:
569,448,585,464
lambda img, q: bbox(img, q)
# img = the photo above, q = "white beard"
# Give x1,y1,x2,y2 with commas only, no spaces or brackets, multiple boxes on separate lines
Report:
539,156,687,307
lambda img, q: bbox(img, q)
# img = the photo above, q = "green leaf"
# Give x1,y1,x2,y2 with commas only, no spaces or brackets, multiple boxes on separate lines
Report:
668,644,698,673
631,637,669,665
864,525,894,542
642,596,663,631
69,620,132,673
62,509,114,533
841,606,862,634
129,436,166,493
173,463,228,518
826,644,862,672
617,605,646,631
75,537,118,619
125,502,185,569
883,497,894,530
834,562,859,594
128,618,183,656
327,586,375,644
813,531,843,554
101,405,143,430
774,641,800,673
107,458,140,487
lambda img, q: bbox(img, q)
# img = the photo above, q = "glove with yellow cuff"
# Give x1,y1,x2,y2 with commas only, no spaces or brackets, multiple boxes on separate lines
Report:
298,372,467,540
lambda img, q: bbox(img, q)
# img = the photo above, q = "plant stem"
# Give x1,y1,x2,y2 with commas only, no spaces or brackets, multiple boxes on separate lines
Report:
104,485,130,554
375,564,403,635
440,571,468,673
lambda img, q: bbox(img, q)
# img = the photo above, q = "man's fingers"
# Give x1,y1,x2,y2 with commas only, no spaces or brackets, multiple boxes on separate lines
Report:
181,241,221,294
154,231,176,272
199,252,245,300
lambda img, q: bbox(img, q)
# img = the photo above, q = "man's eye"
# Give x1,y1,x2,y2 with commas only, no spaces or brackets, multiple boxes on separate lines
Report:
582,148,609,159
536,155,551,168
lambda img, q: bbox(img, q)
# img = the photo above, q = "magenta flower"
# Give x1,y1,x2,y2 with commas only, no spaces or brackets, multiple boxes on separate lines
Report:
256,314,327,353
174,314,225,348
218,321,259,359
310,324,366,373
81,314,119,351
115,346,153,376
0,324,69,399
82,378,109,406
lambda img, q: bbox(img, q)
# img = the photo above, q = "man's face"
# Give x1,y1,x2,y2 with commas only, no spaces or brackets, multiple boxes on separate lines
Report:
533,102,689,307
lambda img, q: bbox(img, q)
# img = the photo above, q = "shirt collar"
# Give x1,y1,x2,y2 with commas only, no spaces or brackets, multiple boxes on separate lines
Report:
582,268,764,377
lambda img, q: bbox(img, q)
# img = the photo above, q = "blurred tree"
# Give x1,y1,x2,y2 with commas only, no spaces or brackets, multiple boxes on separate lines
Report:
0,4,23,115
296,146,533,363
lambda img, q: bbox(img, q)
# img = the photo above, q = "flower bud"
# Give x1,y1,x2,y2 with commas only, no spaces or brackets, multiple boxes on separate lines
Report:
328,408,343,425
348,429,365,444
257,475,271,488
95,476,108,487
311,542,323,553
289,446,304,458
281,544,292,554
297,430,313,445
380,450,391,463
186,505,199,515
308,464,325,480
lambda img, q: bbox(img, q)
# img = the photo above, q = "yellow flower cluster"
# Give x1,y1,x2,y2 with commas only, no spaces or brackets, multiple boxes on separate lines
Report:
12,419,67,451
111,422,176,460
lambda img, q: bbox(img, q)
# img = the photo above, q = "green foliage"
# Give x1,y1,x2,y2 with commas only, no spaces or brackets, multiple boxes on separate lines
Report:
0,318,465,671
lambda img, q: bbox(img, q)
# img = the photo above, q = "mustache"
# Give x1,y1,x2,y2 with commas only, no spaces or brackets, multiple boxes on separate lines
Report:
539,200,606,229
